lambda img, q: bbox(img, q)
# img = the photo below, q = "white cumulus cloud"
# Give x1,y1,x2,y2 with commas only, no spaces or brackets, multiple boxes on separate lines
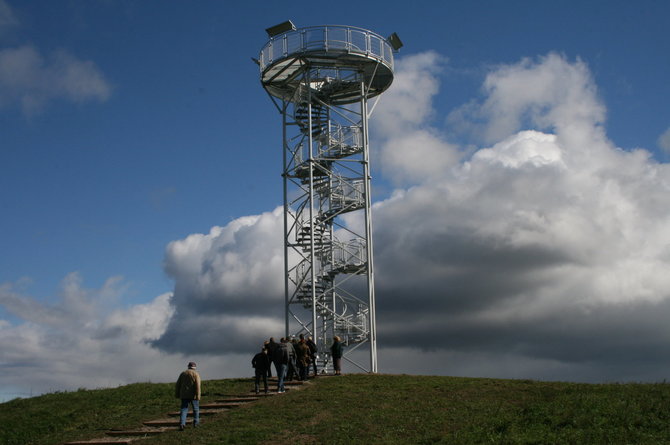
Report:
447,53,606,147
0,272,257,401
373,51,461,185
0,45,111,115
0,273,176,396
153,207,285,355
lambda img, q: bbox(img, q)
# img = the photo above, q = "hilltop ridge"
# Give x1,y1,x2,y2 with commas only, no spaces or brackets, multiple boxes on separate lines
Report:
2,374,670,444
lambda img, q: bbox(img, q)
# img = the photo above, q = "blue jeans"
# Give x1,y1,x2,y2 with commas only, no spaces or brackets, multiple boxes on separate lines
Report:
277,363,287,392
180,399,199,426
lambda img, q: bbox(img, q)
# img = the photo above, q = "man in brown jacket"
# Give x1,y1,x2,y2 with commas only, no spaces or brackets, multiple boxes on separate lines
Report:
175,361,201,430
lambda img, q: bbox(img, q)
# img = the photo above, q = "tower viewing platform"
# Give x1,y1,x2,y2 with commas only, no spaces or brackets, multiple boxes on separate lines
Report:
259,24,397,104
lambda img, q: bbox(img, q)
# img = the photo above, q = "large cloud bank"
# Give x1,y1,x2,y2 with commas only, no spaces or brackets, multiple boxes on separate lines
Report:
3,50,670,401
371,52,670,381
152,52,670,382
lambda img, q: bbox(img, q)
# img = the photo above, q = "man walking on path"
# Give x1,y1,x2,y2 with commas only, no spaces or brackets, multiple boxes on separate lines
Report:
175,362,201,430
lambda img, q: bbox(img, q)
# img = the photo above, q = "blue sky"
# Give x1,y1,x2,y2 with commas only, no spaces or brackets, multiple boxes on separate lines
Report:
2,0,670,400
3,0,669,309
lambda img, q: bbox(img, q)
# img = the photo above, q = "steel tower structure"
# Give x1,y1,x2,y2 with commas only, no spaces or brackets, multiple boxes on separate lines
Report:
258,21,401,373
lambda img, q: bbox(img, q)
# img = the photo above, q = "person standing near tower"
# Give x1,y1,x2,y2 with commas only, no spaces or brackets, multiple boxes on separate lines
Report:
175,362,201,430
306,335,318,377
331,336,344,376
273,338,290,393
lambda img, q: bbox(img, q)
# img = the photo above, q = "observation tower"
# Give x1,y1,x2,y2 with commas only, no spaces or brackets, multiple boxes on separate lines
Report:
257,21,401,373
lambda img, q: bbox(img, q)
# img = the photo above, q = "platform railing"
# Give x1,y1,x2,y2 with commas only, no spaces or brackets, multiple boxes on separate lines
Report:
260,25,394,72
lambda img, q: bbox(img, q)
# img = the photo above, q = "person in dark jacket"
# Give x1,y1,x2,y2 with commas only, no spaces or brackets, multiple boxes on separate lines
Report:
266,337,279,378
252,348,271,394
262,341,272,378
330,336,344,376
305,335,318,377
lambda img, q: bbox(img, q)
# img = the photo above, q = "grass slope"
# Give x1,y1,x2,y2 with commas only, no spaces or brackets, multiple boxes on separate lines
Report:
2,375,670,444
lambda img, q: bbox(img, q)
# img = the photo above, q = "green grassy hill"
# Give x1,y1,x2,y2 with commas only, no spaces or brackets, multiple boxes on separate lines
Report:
2,374,670,444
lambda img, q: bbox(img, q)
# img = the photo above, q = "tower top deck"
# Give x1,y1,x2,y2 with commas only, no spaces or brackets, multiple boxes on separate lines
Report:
259,24,396,105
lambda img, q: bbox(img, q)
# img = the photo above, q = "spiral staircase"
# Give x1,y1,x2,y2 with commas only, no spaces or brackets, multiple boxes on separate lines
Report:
290,92,370,353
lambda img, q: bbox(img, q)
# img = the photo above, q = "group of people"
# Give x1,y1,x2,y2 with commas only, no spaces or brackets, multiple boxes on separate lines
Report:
173,335,345,432
252,335,344,394
252,334,315,394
